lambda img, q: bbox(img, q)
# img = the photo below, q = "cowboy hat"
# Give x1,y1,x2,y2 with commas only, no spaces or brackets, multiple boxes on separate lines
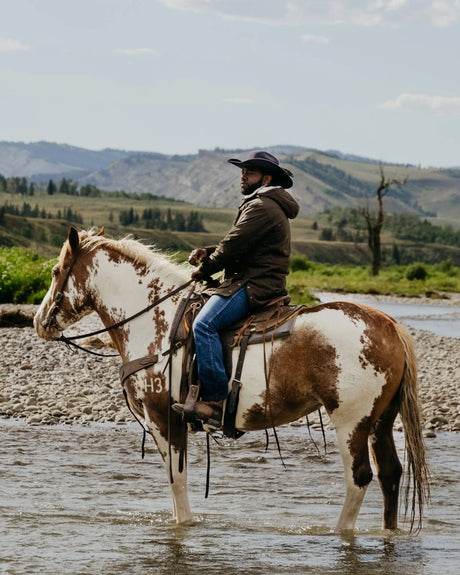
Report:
228,150,294,189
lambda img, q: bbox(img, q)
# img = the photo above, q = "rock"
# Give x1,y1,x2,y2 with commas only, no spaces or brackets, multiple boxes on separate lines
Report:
26,414,44,425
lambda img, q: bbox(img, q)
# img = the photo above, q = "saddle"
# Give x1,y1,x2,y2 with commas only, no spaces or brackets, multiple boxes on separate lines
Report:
170,292,306,438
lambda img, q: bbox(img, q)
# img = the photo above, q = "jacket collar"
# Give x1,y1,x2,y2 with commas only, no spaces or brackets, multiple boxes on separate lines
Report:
239,185,279,205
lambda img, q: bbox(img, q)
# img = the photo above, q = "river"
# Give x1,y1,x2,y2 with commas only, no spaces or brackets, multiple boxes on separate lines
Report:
1,419,459,574
317,292,460,338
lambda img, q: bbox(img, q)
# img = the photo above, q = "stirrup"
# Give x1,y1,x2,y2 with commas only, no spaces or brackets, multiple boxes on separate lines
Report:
173,399,224,430
194,400,224,430
172,384,201,421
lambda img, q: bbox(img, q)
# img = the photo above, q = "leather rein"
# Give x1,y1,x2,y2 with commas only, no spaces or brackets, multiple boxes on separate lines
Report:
56,279,193,357
43,245,193,357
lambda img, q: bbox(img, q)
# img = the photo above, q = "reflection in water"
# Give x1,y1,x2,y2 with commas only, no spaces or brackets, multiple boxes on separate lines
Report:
334,535,427,575
1,419,459,574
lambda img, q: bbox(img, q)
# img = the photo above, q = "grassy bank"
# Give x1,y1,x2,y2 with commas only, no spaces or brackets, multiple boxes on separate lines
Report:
1,246,458,305
287,256,460,304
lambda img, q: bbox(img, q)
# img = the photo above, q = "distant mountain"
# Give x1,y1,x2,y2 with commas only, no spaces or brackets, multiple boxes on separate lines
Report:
0,141,136,179
79,147,460,220
1,141,459,220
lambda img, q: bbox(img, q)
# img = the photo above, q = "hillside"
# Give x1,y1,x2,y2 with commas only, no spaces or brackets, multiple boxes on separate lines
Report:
0,142,459,223
1,187,460,266
0,141,133,179
82,148,460,222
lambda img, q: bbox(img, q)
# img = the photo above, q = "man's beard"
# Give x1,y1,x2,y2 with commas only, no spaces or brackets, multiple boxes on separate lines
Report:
241,177,264,196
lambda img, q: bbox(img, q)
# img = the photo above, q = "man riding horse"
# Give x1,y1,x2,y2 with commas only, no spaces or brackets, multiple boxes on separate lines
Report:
173,151,300,428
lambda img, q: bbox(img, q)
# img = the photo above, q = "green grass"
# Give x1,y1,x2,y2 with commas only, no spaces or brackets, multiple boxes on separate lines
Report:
287,259,460,304
0,247,56,304
2,246,458,305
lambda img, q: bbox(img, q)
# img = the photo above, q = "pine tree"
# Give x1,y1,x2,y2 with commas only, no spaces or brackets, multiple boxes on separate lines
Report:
47,179,57,195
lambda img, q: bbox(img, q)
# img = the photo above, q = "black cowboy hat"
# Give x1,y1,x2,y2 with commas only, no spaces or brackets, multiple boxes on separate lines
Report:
228,150,294,189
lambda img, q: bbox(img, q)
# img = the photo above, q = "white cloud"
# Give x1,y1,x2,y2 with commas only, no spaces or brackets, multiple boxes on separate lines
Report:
157,0,209,9
380,93,460,115
224,97,254,104
424,0,460,28
156,0,460,28
301,34,330,44
115,48,158,56
286,0,460,27
0,38,30,51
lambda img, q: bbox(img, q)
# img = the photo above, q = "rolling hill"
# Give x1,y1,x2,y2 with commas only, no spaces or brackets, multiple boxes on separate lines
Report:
1,141,459,222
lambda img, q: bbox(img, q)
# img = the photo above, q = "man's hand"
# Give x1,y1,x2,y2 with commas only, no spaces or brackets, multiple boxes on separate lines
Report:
191,269,205,282
188,248,207,266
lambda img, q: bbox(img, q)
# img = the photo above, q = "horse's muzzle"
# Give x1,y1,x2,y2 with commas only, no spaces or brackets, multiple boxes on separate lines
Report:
34,312,60,340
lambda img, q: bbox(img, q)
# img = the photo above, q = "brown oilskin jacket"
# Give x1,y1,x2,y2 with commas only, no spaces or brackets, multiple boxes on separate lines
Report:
199,185,300,309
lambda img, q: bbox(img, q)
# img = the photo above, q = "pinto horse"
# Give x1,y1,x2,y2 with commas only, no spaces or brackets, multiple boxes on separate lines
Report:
34,227,429,532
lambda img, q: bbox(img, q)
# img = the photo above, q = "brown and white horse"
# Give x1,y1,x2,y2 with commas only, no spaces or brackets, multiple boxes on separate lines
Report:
34,227,429,532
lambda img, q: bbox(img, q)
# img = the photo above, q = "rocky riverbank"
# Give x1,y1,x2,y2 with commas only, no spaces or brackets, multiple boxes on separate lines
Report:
0,302,459,432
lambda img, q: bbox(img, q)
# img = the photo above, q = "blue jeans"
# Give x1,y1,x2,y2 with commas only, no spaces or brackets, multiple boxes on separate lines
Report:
193,287,250,401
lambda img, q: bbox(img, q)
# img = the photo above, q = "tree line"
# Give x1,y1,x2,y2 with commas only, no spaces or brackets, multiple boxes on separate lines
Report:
0,173,105,197
388,213,460,247
318,206,460,249
1,173,208,232
119,207,206,232
1,202,83,224
0,173,183,202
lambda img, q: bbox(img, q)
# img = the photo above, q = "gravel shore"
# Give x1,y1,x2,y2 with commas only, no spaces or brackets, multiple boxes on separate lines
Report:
0,300,458,433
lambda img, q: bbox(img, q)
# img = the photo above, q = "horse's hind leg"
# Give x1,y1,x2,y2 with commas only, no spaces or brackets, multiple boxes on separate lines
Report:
369,399,402,530
333,421,374,533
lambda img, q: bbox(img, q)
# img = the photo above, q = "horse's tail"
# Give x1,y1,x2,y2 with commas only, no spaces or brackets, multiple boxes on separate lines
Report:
394,322,430,532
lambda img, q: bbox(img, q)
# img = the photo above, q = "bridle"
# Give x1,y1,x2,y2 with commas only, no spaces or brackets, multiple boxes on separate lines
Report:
40,245,83,332
41,243,193,357
40,238,199,488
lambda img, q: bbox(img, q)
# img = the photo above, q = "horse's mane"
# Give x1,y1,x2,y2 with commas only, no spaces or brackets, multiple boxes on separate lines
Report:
62,229,188,280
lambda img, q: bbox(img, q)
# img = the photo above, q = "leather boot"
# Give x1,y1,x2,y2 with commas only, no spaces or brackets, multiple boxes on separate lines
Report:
172,384,200,418
193,400,224,429
172,396,224,429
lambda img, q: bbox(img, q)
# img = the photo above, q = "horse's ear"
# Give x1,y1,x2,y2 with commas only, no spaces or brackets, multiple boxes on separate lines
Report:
68,226,80,253
97,227,105,236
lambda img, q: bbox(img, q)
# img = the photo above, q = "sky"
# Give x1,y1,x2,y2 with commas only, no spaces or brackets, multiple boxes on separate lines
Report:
1,0,459,167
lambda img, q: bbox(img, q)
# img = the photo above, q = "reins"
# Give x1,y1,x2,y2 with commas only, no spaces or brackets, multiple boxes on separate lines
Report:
54,279,194,356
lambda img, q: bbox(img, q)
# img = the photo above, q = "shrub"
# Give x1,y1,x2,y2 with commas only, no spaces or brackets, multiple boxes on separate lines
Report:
319,228,334,241
286,284,317,305
436,258,456,276
290,255,312,272
0,247,55,303
405,263,428,281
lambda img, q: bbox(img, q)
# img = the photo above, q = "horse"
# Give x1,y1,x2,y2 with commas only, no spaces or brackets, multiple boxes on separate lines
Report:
34,227,429,532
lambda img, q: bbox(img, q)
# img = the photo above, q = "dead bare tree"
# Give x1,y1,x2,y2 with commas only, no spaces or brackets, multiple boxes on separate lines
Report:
359,166,408,276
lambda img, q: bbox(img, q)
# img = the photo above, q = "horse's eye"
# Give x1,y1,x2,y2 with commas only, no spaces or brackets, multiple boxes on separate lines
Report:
52,266,60,278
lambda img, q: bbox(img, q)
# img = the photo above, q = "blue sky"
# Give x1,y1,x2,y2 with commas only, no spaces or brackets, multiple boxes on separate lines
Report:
1,0,459,167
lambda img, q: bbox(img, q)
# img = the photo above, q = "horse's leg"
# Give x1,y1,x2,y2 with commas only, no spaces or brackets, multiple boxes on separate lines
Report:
369,399,402,530
165,449,192,524
127,376,193,524
144,421,192,524
333,420,374,533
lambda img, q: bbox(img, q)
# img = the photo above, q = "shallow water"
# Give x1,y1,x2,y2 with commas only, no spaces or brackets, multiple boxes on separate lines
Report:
318,292,460,338
1,420,458,574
